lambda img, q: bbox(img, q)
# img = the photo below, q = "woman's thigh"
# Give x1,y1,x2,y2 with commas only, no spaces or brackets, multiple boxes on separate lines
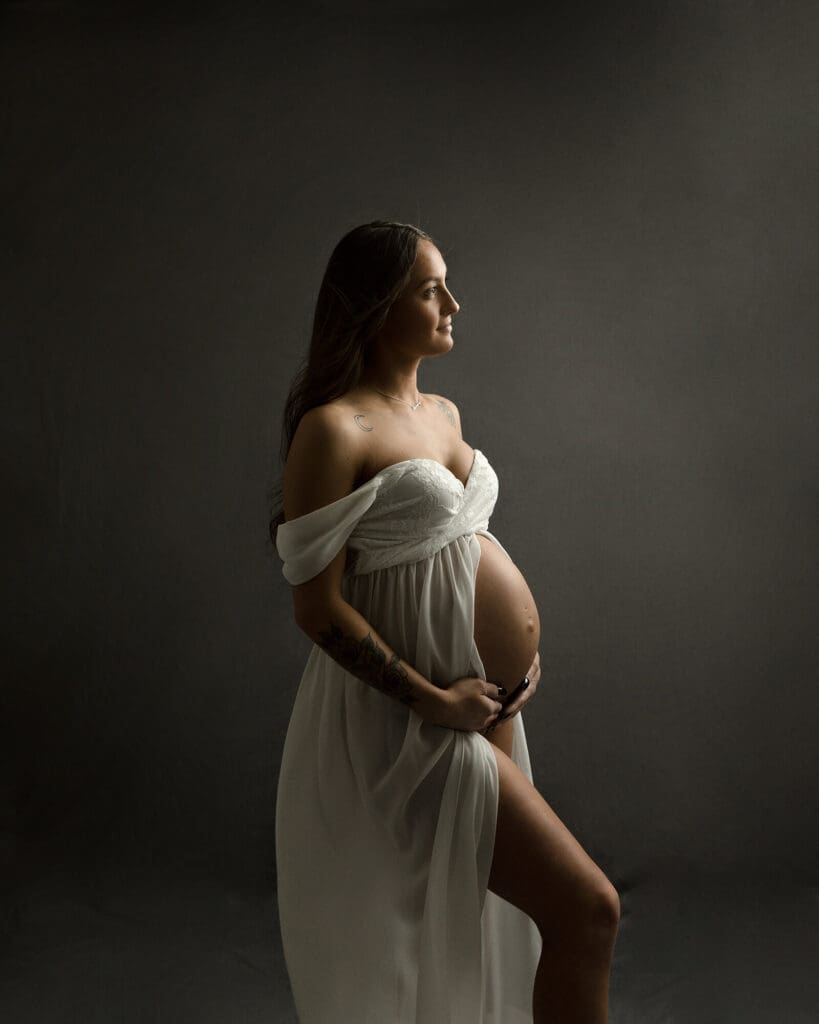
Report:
485,716,515,757
487,743,619,942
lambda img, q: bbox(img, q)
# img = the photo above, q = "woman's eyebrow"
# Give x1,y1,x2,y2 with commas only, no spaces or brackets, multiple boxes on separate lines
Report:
419,272,448,286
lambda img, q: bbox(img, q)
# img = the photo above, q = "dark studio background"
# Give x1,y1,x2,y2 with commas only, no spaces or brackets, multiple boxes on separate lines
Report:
3,1,818,1021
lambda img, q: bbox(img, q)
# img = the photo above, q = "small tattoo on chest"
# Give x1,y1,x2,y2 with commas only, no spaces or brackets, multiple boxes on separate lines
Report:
353,414,373,431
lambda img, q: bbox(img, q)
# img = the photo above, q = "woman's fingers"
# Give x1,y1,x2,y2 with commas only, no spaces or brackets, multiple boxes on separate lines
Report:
480,655,543,732
480,680,507,701
477,682,503,714
496,650,543,723
486,688,530,732
501,685,532,720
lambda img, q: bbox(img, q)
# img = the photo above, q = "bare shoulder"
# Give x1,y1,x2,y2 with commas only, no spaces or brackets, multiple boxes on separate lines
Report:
424,392,463,438
283,402,365,521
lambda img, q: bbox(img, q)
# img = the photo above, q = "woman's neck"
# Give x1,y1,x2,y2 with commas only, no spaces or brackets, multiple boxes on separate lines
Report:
359,366,422,405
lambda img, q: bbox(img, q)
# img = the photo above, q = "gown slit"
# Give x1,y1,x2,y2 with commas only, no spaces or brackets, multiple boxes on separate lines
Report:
275,449,542,1023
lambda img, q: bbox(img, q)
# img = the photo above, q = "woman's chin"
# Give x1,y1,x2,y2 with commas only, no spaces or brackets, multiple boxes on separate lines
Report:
434,330,454,350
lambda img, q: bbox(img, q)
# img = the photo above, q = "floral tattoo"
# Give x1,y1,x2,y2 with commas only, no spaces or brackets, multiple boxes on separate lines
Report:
433,398,455,426
316,622,417,706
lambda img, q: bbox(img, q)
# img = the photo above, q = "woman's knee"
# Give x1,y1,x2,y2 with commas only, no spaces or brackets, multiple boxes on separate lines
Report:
586,876,620,934
541,874,620,949
489,745,619,944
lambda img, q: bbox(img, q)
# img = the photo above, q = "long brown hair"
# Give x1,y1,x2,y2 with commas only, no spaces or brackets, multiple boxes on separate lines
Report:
268,220,435,545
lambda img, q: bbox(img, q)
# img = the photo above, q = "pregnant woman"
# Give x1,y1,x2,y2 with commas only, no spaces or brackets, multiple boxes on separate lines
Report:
270,221,620,1023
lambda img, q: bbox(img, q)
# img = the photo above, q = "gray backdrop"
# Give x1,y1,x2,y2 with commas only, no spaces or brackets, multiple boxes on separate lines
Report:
3,2,818,1021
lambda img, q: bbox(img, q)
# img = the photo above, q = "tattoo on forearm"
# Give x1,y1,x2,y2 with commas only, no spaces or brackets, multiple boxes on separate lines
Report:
433,399,454,426
316,622,417,706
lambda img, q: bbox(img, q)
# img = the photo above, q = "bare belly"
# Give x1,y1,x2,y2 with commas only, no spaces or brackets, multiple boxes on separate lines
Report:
473,533,540,691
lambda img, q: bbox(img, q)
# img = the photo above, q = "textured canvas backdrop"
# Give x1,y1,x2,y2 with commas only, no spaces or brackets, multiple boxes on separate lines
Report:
3,3,818,1021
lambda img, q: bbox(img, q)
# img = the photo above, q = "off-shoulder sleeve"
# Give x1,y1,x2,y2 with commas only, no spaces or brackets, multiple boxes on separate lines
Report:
275,479,382,585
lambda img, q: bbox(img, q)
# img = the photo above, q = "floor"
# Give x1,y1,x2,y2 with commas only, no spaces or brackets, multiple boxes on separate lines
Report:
3,865,818,1022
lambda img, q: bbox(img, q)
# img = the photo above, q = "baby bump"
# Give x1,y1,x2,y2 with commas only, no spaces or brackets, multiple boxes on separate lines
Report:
473,533,540,690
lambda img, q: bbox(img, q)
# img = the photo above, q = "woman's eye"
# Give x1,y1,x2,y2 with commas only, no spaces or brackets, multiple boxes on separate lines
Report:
425,287,437,297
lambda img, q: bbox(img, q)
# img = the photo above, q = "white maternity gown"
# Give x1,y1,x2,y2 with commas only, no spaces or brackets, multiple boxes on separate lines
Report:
275,448,542,1023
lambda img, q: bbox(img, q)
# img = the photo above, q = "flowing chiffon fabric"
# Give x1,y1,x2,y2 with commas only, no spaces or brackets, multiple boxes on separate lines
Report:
275,449,541,1023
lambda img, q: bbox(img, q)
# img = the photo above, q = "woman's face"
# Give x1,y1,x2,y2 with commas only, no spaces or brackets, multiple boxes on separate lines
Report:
376,239,460,357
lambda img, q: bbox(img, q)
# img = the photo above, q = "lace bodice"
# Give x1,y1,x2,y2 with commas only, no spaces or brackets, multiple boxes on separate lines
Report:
276,448,499,583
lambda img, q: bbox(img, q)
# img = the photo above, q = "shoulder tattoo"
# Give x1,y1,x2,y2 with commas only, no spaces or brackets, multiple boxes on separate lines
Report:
432,398,455,426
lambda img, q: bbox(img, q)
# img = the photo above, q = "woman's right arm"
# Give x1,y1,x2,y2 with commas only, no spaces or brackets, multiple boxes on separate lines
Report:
282,406,503,732
299,590,463,726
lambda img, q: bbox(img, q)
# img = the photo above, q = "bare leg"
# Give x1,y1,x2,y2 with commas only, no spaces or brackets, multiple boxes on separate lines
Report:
485,715,515,758
487,742,620,1023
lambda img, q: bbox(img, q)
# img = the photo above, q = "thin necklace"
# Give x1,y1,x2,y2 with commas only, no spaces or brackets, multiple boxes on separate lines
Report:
368,385,423,411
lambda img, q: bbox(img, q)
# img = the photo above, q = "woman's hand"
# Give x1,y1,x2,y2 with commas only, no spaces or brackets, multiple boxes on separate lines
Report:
488,650,541,731
431,675,505,732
